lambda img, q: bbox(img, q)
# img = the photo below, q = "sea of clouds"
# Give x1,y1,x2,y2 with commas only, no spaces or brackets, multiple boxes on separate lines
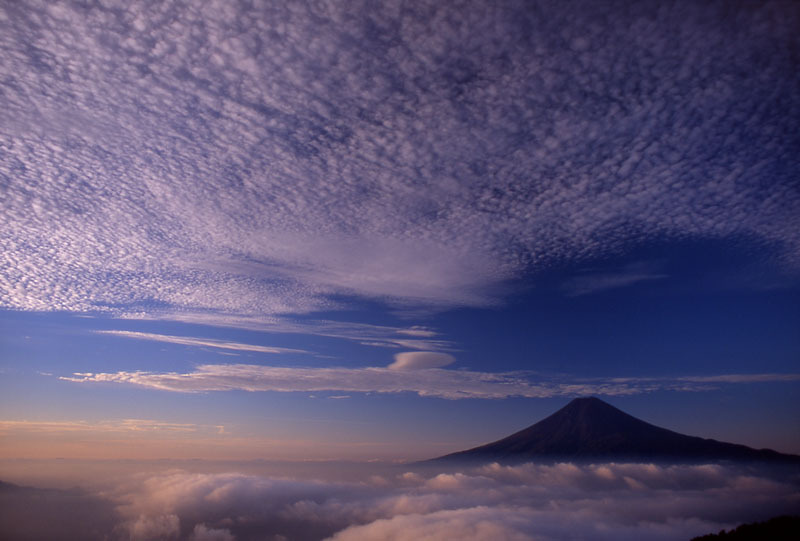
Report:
1,460,798,540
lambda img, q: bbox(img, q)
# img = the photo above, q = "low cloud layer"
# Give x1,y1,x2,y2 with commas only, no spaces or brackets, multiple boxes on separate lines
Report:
60,363,800,400
4,461,798,540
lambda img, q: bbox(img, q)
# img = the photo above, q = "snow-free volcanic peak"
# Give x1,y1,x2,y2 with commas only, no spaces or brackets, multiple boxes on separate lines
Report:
432,397,800,464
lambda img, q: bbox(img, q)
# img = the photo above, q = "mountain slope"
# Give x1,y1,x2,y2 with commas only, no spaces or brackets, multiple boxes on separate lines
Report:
433,397,800,464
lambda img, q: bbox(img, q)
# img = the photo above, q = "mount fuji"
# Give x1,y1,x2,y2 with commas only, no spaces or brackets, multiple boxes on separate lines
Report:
431,397,800,465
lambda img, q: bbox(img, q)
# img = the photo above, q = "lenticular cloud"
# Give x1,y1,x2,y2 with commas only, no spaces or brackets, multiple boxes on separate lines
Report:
388,352,456,370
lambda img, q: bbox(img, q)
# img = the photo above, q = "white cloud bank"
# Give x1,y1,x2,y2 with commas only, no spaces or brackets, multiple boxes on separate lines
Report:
60,363,800,400
8,461,794,540
328,507,535,541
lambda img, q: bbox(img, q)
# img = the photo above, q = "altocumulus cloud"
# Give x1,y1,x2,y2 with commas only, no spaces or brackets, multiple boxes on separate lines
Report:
5,462,798,540
1,1,799,328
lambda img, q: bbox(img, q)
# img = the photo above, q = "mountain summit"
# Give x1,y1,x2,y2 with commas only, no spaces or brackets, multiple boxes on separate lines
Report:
432,397,800,464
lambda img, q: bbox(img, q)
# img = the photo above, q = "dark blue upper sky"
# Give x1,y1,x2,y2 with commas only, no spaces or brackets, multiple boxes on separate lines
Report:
0,0,798,458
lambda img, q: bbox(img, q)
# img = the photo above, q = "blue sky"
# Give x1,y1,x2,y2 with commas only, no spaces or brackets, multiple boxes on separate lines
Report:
1,0,799,460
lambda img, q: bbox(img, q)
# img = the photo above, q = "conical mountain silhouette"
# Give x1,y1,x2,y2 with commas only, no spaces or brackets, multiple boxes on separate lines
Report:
433,397,800,464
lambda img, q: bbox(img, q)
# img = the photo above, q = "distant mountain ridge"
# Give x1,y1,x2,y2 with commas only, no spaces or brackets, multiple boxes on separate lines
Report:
432,397,800,464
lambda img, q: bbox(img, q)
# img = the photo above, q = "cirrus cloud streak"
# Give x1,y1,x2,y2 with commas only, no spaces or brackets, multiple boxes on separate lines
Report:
59,364,800,400
95,330,308,355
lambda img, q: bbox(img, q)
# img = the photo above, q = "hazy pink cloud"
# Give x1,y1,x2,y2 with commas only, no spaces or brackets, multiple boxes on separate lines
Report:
388,352,456,370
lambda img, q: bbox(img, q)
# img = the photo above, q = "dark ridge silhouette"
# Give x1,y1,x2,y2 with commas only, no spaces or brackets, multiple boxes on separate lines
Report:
0,480,119,539
431,397,800,464
690,515,800,540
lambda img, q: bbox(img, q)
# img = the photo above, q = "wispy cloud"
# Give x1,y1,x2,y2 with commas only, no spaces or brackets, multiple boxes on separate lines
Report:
605,373,800,385
95,330,307,354
60,365,548,399
116,315,456,351
562,263,668,296
0,2,798,325
0,419,219,435
396,327,438,338
59,364,800,400
677,374,800,384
